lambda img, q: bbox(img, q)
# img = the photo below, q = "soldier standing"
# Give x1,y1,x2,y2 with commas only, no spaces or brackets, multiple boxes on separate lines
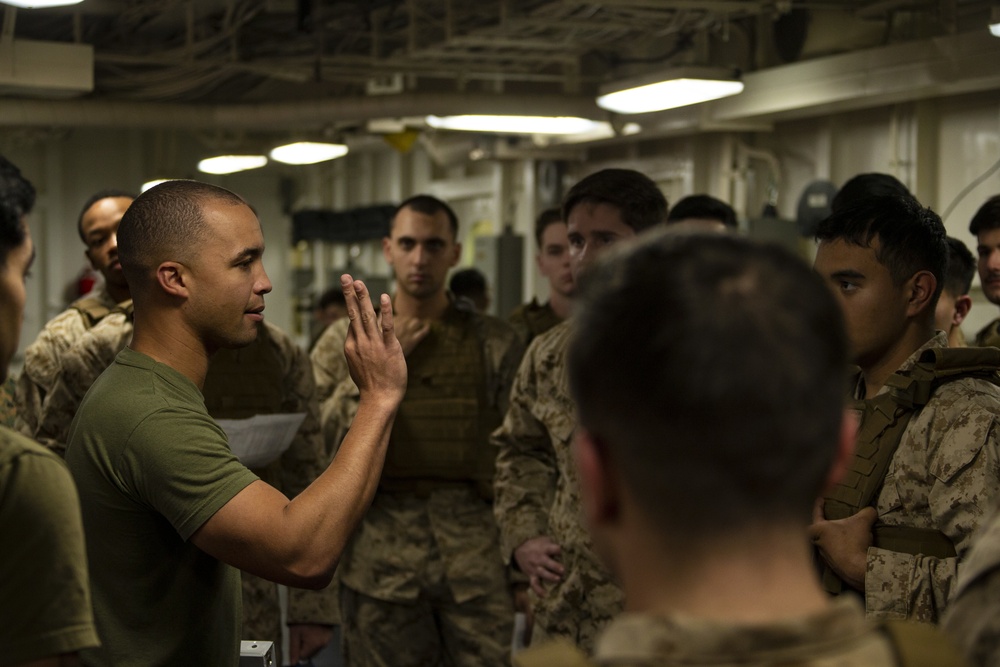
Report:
811,194,1000,622
15,189,134,436
508,208,573,345
492,168,668,651
969,196,1000,347
311,194,524,666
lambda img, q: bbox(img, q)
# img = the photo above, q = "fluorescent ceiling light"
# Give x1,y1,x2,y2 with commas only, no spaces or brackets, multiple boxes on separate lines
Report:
597,68,744,114
270,141,349,165
197,155,268,175
426,115,605,135
992,23,1000,37
2,0,84,6
991,6,1000,37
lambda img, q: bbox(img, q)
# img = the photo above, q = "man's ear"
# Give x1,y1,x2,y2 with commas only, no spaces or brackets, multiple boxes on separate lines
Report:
573,428,620,530
156,261,188,298
821,408,858,494
381,236,392,264
953,294,973,326
906,270,937,318
449,241,462,268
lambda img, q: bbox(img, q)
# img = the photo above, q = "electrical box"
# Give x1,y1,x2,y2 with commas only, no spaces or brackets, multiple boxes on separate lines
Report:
239,640,274,667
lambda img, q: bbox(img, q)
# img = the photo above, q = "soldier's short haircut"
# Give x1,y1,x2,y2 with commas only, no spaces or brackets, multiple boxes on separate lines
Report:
944,236,976,298
117,180,247,289
969,195,1000,235
831,172,910,213
562,168,668,233
0,154,35,267
568,231,847,536
534,208,563,247
76,188,137,243
667,194,737,228
394,194,459,238
449,267,488,302
815,194,947,307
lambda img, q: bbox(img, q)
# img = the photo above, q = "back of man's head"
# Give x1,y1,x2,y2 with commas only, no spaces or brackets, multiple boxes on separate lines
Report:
568,231,848,540
118,180,246,291
969,195,1000,236
0,155,34,266
816,194,947,307
831,173,910,213
562,168,668,232
667,194,737,228
944,236,976,298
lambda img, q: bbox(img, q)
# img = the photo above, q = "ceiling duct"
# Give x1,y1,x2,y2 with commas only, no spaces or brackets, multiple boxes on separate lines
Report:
0,38,93,98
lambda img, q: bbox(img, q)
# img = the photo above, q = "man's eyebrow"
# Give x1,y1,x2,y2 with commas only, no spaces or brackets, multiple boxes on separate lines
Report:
233,246,263,262
829,269,865,280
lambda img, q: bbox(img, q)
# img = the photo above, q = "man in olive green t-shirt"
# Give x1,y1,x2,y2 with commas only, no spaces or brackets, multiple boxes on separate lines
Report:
65,180,406,666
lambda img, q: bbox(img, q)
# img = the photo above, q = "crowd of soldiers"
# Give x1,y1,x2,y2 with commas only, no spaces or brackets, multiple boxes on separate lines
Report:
5,149,1000,667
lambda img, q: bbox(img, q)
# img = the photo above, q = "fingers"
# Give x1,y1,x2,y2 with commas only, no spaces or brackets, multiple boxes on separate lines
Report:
341,274,379,337
812,497,826,524
379,293,395,342
340,274,359,322
529,576,547,597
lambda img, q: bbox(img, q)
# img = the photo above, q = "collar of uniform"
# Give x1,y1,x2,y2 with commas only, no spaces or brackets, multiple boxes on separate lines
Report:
592,597,871,664
853,332,948,400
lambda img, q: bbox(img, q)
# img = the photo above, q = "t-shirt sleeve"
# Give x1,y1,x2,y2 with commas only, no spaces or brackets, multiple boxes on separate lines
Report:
0,443,100,664
121,409,260,541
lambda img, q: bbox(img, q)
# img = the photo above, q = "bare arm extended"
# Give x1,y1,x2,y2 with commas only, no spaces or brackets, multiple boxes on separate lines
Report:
190,275,406,589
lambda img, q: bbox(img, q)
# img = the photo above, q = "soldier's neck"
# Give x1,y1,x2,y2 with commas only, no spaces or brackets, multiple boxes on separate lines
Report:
130,313,210,390
549,290,572,320
393,289,450,321
107,282,131,306
859,325,935,399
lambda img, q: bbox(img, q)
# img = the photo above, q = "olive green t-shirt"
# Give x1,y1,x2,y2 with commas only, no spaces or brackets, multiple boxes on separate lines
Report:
65,347,259,667
0,425,100,665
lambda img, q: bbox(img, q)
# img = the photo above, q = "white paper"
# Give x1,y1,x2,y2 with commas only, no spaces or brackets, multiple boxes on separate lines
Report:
217,413,307,469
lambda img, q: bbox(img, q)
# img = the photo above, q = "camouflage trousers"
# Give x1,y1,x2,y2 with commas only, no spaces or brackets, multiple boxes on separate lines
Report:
341,584,514,667
242,572,283,664
528,565,623,654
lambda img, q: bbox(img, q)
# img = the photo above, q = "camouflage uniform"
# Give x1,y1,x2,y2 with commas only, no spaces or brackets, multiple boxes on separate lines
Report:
508,298,563,347
311,301,523,667
943,499,1000,667
514,599,925,667
855,333,1000,622
0,376,15,429
492,321,623,651
15,285,119,438
38,311,339,657
975,319,1000,348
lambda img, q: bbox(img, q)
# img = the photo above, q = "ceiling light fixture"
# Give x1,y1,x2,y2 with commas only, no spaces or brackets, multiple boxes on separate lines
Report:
140,179,174,193
990,6,1000,37
426,115,605,135
596,67,745,115
2,0,84,6
197,155,268,175
269,141,349,165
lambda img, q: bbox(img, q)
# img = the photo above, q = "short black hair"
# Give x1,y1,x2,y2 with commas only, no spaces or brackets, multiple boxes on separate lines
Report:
76,188,137,243
449,267,488,301
969,195,1000,235
534,208,563,247
831,173,910,213
0,154,35,267
562,169,668,233
943,236,976,298
815,194,947,307
667,194,737,228
118,180,247,290
394,194,459,238
316,285,347,310
568,231,847,538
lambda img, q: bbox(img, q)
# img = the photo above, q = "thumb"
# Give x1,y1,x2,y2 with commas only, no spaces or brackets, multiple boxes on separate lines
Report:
857,506,878,526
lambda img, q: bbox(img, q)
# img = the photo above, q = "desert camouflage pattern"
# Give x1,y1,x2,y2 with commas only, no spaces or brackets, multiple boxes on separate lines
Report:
15,285,118,437
508,298,562,347
859,333,1000,622
0,376,16,428
40,311,338,647
311,302,523,666
515,598,903,667
492,321,623,651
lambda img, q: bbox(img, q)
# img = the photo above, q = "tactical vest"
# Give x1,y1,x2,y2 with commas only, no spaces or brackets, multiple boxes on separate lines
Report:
70,294,115,328
380,307,502,490
975,319,1000,349
821,346,1000,593
521,302,561,341
202,325,286,484
511,621,968,667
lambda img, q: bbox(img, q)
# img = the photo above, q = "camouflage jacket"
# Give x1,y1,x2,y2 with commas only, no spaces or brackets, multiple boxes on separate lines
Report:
508,298,563,347
492,321,623,649
310,302,523,603
39,312,338,625
857,333,1000,623
943,498,1000,667
0,377,15,429
975,318,1000,349
15,285,119,437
